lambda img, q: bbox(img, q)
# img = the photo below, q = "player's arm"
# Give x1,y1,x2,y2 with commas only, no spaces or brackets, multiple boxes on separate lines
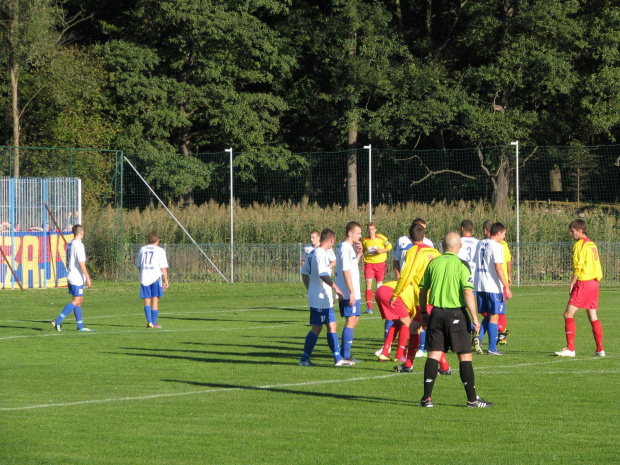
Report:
392,252,416,302
419,288,429,328
463,289,480,332
301,273,310,291
78,261,92,288
494,263,512,299
161,267,169,290
506,260,513,286
342,269,355,306
320,275,344,300
378,235,392,254
570,244,582,293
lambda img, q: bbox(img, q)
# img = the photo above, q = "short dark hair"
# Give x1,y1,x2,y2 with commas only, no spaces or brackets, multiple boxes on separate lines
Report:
490,222,506,236
410,223,426,242
346,221,362,235
569,219,587,233
412,218,427,227
320,228,335,242
461,220,474,233
72,224,84,236
483,220,494,234
148,231,160,244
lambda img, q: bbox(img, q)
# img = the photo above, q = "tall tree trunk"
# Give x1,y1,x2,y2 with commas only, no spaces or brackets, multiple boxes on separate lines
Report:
394,0,404,41
346,18,358,211
492,153,510,209
9,0,20,178
301,164,312,207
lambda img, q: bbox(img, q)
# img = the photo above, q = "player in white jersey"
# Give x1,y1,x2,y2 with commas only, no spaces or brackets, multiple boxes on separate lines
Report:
473,222,512,355
392,218,433,279
298,229,354,367
458,219,479,275
137,232,169,328
335,221,363,362
302,229,336,272
52,225,93,332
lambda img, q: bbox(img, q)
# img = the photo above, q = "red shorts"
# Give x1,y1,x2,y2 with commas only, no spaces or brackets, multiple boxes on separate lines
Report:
375,285,409,320
364,261,387,281
569,279,599,309
414,305,434,323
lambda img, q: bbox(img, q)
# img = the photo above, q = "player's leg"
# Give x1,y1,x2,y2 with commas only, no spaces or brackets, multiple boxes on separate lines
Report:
151,297,161,327
401,314,421,369
326,310,350,365
497,313,508,345
53,286,80,330
299,309,325,365
143,298,153,327
586,309,604,355
487,313,501,353
556,303,579,356
341,310,360,361
364,278,374,314
71,295,92,331
395,316,411,362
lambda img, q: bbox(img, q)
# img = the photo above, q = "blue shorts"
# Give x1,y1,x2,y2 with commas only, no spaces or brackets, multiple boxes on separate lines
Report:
339,300,361,318
140,280,164,299
309,307,337,326
68,284,84,296
477,292,505,315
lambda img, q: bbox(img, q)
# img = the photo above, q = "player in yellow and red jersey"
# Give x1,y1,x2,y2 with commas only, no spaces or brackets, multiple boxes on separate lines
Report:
362,222,392,314
497,239,512,345
555,219,605,357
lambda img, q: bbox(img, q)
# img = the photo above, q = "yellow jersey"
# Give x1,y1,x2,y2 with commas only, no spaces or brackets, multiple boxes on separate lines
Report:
573,238,603,281
393,244,441,305
362,233,392,264
382,281,415,316
500,240,512,282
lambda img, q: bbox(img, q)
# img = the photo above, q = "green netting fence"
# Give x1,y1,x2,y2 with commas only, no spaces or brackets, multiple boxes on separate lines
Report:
2,144,620,285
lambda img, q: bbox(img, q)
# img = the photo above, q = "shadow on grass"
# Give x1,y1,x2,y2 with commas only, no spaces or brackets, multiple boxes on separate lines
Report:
0,324,45,331
164,379,405,405
113,349,298,365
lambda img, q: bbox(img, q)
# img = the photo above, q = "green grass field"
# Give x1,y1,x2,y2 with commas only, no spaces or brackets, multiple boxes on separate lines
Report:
1,283,618,465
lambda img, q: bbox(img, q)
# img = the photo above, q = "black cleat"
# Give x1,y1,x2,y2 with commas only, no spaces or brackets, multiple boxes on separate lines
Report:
467,397,493,408
419,397,434,408
394,364,413,373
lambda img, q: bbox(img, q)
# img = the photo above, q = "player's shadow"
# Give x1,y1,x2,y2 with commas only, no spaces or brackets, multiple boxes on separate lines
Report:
114,348,298,365
164,379,405,405
0,324,44,331
161,316,245,323
250,306,307,312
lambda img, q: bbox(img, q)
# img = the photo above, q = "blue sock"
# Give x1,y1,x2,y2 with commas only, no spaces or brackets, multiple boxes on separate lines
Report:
488,322,499,352
56,303,75,325
152,310,159,325
419,329,426,351
384,320,394,339
341,327,354,359
301,332,319,362
74,306,84,330
144,305,152,324
479,316,489,343
326,332,342,362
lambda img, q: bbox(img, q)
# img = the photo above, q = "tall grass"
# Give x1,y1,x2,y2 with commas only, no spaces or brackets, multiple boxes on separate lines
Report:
83,200,620,279
85,199,620,245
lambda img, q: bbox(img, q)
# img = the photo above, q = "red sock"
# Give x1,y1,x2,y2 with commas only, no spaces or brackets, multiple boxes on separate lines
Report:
439,352,450,371
404,333,419,368
365,290,373,310
591,319,604,352
396,325,410,359
565,318,576,351
498,314,507,333
382,325,397,356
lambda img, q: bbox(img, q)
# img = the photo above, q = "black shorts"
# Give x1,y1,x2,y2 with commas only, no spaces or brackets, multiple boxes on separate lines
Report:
426,307,472,354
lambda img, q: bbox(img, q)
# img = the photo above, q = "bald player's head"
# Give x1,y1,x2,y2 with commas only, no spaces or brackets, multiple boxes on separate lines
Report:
442,232,462,253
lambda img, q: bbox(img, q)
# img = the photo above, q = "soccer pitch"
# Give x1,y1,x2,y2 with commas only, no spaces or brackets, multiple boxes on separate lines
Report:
1,283,618,464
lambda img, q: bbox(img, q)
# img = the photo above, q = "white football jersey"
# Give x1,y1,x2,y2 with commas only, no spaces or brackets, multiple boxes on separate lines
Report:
335,241,361,300
393,235,434,270
301,247,334,309
301,243,314,263
137,244,169,286
458,236,479,275
66,239,87,286
474,238,504,293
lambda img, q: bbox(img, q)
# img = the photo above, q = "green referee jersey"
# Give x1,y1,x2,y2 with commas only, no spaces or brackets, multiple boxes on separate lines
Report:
419,252,474,308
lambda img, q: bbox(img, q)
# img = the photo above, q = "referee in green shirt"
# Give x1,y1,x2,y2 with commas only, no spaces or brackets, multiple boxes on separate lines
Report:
417,232,493,408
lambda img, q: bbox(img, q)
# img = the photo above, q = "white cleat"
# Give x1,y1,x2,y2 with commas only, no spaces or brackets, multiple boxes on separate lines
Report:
555,348,575,357
415,349,427,358
594,350,606,357
334,358,355,367
375,347,390,357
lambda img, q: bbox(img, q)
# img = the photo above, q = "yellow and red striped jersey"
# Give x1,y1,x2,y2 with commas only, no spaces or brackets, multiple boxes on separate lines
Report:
393,244,441,305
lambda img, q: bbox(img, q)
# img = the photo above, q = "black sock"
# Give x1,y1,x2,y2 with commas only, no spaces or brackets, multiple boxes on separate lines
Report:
459,360,477,402
422,358,439,399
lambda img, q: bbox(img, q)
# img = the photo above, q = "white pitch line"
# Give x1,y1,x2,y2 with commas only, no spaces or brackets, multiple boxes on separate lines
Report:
0,358,594,412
